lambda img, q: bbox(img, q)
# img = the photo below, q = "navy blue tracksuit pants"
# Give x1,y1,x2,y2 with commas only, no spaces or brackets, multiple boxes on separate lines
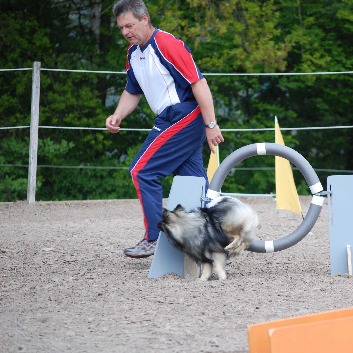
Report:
129,101,208,241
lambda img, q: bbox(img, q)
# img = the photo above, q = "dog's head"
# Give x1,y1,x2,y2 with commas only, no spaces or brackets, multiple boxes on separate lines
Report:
157,204,187,234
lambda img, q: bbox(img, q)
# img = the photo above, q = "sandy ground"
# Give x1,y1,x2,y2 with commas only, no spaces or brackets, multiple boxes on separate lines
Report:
1,196,352,353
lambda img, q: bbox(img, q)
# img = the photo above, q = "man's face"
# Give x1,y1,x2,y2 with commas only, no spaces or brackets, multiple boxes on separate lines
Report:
117,12,149,46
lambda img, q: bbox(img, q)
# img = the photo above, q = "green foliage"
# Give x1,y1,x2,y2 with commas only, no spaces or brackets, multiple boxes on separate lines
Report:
0,135,29,201
1,0,353,201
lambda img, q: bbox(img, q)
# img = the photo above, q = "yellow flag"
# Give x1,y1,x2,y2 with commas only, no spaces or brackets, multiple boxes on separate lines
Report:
275,117,303,217
207,145,220,183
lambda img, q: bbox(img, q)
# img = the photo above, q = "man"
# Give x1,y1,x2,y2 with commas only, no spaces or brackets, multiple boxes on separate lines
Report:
106,0,224,258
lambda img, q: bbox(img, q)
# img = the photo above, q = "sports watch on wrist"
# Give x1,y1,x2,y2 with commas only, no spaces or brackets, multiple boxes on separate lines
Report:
205,121,217,129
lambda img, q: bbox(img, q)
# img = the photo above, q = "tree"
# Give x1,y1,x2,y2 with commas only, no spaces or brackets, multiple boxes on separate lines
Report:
1,0,352,201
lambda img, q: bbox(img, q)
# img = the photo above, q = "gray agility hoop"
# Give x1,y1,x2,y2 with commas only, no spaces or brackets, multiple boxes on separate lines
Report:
206,143,324,253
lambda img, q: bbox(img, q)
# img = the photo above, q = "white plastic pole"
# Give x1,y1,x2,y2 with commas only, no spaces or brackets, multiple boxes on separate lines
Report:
27,61,41,203
347,245,352,276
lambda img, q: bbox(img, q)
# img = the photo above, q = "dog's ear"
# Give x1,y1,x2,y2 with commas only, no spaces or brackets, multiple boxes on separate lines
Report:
174,204,185,211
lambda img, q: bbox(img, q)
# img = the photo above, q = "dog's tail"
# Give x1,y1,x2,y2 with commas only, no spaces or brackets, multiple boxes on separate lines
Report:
239,204,259,236
224,203,259,256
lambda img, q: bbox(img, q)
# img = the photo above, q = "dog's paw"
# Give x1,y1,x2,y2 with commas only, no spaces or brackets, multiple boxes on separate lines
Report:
218,273,227,280
227,242,250,256
199,263,212,281
225,235,242,250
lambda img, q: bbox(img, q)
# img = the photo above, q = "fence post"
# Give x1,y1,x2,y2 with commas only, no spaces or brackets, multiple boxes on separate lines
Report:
27,61,41,204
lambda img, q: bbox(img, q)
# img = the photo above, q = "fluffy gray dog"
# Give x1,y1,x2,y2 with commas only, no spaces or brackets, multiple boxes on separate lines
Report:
158,196,259,280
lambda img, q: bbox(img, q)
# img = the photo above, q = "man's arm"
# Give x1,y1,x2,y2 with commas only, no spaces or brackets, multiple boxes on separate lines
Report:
191,78,224,153
106,90,141,133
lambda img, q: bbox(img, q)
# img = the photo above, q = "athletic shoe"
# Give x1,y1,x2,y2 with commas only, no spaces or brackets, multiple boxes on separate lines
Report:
123,239,157,258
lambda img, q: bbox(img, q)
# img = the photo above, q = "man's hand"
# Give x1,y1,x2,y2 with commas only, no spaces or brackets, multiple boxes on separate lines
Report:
105,91,141,134
206,125,224,154
106,114,122,133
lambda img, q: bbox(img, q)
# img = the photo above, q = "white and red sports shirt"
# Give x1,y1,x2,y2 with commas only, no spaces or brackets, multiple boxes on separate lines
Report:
125,29,204,115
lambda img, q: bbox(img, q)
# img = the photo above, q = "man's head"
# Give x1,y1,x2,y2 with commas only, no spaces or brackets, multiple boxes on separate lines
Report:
113,0,151,23
113,0,153,46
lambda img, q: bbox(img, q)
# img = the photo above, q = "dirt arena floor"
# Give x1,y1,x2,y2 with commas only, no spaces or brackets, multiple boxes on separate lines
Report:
1,196,352,353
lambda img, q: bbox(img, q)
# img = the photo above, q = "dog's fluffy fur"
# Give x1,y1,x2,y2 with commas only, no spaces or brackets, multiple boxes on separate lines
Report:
158,196,259,280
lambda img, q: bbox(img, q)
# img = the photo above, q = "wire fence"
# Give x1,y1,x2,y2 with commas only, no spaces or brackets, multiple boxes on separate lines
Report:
1,124,353,172
1,64,353,202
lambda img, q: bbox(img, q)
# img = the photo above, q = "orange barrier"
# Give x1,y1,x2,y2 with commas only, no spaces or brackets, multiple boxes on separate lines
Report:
248,307,353,353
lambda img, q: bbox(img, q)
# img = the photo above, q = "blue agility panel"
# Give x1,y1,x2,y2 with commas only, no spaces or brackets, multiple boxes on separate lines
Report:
148,176,206,279
327,175,353,275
